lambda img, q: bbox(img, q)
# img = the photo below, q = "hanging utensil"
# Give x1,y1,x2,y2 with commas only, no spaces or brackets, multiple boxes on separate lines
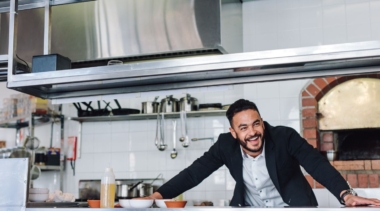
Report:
182,111,189,148
155,113,160,148
171,120,178,159
30,165,41,180
191,137,215,145
158,113,167,151
24,136,41,150
179,111,185,142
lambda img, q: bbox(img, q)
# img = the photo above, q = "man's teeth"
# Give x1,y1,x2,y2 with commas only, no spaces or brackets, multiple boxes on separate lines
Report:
248,136,258,141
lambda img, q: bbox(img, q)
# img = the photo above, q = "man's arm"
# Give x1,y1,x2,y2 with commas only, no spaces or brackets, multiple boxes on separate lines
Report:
285,128,348,200
286,128,380,206
148,134,225,199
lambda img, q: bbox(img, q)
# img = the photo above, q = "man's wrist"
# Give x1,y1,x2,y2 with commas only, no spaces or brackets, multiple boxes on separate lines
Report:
340,188,357,205
344,193,354,202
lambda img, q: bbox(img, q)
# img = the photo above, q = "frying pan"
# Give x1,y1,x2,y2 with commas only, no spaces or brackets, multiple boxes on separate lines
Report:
81,102,96,116
112,99,140,115
73,103,89,117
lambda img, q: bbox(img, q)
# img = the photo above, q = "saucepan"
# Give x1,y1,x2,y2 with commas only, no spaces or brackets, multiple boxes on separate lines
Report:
142,96,160,114
160,95,179,113
116,181,143,199
179,94,198,111
136,173,162,197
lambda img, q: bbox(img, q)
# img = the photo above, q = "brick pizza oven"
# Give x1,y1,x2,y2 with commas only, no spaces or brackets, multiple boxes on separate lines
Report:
300,74,380,189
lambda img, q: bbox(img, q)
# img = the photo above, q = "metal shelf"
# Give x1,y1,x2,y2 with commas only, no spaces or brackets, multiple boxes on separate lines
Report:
38,165,62,171
0,113,62,129
68,110,227,122
0,122,29,129
0,115,29,129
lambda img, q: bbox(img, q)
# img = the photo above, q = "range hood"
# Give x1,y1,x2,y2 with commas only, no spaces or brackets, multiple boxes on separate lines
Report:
1,0,242,64
4,0,380,100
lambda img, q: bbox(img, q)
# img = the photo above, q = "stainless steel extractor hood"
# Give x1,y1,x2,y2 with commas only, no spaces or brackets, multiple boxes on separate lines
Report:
0,0,243,64
4,0,380,100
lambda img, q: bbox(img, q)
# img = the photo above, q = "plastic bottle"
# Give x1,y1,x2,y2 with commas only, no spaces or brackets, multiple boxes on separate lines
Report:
100,168,116,208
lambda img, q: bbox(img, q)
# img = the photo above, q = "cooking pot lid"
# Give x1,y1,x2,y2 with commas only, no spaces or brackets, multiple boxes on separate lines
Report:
161,98,178,102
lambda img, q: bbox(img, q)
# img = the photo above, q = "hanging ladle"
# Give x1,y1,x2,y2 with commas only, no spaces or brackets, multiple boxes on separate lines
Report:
179,111,186,142
171,120,178,159
155,113,159,147
158,113,167,151
182,111,189,148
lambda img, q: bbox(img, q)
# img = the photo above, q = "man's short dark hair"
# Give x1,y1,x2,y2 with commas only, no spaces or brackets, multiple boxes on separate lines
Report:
226,99,261,126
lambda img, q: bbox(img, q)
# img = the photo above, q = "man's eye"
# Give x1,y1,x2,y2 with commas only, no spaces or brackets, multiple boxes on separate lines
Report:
241,127,246,131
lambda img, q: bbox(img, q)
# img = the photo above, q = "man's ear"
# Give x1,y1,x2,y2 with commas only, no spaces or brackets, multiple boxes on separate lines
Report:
229,127,237,139
262,118,265,130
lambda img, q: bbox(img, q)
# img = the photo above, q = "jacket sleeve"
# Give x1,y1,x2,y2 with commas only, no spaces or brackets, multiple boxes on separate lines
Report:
156,134,225,199
286,128,349,201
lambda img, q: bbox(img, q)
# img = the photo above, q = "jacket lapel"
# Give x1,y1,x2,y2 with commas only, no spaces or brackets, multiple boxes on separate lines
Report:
265,126,281,193
230,144,243,181
230,142,244,205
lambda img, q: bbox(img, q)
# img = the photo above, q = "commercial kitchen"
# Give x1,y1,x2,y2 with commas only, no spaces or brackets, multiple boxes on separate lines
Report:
1,0,380,210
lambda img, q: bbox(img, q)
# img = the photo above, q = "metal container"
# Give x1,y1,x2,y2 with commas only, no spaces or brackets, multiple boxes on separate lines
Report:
116,181,142,199
137,183,153,197
179,94,198,112
116,184,135,199
142,102,160,114
160,96,179,113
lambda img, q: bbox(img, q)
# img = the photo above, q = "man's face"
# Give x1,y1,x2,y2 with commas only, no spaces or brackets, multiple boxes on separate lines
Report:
229,109,265,157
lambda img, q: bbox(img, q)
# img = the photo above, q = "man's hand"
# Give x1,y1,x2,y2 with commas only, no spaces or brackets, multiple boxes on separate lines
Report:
135,192,163,200
344,194,380,207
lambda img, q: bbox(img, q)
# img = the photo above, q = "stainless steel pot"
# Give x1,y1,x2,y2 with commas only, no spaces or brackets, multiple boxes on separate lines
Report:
142,96,160,114
137,183,152,197
116,181,142,199
142,102,160,114
160,95,179,113
179,94,198,111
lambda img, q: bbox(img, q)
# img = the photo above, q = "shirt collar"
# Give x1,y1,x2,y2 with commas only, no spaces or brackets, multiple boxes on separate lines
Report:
240,140,265,160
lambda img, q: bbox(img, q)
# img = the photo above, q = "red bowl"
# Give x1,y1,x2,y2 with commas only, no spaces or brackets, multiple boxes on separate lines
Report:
164,200,187,208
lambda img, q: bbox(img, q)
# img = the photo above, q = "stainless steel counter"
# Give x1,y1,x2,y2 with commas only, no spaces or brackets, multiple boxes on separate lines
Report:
24,207,380,210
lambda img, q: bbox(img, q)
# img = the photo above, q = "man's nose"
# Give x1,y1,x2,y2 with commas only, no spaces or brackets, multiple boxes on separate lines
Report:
247,126,257,136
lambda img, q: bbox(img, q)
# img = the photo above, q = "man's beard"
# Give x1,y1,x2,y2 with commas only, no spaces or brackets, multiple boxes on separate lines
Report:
238,134,265,153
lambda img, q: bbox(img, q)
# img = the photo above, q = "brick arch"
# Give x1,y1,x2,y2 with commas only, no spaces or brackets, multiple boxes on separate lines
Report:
300,73,380,150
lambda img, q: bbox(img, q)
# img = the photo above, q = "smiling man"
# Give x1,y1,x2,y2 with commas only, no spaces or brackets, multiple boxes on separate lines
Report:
147,99,380,207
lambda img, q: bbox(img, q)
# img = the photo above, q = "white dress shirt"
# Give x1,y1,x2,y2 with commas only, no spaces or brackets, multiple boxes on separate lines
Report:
241,142,288,207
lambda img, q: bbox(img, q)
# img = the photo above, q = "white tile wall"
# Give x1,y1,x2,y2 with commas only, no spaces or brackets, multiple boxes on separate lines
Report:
57,79,312,200
243,0,380,51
